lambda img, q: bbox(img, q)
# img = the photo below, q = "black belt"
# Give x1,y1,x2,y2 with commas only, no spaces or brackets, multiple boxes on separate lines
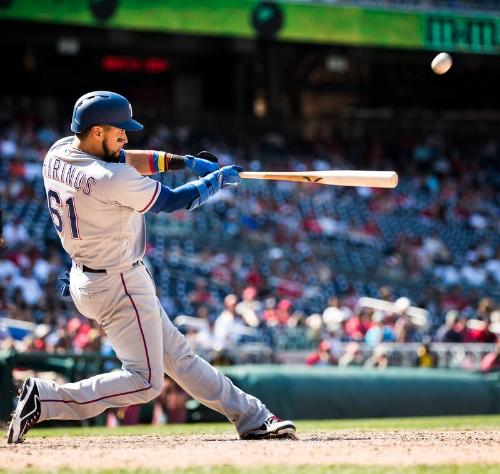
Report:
82,260,142,274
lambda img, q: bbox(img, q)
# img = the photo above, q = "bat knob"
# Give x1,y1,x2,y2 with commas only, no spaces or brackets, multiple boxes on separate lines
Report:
197,151,219,163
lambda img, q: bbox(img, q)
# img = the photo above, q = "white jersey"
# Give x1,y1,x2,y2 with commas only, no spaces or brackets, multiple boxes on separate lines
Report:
42,136,161,271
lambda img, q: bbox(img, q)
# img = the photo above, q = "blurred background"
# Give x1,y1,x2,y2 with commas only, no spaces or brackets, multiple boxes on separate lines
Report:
0,0,499,425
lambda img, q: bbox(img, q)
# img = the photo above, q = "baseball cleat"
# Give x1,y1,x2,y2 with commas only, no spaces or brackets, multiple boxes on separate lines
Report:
7,378,41,444
240,414,296,440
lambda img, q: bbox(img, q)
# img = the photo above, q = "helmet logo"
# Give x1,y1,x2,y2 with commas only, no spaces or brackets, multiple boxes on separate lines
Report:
129,103,133,117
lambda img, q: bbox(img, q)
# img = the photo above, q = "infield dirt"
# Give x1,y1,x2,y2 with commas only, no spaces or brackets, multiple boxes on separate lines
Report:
1,430,500,471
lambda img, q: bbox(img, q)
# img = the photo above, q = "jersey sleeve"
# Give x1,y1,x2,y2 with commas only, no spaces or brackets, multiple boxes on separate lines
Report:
104,164,161,214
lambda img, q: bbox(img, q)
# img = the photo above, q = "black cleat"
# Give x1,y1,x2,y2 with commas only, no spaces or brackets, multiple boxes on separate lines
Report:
7,378,41,444
240,414,296,440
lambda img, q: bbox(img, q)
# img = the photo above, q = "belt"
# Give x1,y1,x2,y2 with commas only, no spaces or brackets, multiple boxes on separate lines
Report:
81,260,142,274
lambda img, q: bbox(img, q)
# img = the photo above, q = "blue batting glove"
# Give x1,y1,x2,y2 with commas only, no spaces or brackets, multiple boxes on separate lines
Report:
58,271,70,297
185,154,219,177
215,165,243,188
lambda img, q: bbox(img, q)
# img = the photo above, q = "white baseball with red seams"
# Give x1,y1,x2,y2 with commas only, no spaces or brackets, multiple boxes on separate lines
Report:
37,137,272,436
431,52,452,75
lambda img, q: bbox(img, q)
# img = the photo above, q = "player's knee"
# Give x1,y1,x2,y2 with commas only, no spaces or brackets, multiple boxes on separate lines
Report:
142,385,162,403
136,376,162,403
148,370,164,399
128,368,163,401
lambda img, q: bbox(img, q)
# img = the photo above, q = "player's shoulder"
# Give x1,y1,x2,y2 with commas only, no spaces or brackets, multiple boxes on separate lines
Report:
47,136,73,155
102,161,141,177
98,161,144,185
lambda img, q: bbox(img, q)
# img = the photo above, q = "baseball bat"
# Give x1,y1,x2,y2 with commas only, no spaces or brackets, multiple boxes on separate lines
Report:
238,170,398,188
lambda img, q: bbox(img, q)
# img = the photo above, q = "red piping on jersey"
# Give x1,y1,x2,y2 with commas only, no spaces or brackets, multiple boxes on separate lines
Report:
40,386,151,405
120,272,152,383
147,150,155,174
139,181,160,213
40,274,153,405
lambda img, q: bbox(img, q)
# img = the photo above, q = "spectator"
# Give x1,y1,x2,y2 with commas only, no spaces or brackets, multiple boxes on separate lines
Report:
365,311,396,346
3,218,29,247
0,254,19,281
153,376,189,424
11,267,43,307
394,315,422,343
215,293,246,345
194,319,225,352
421,232,450,264
461,260,487,287
485,248,500,284
306,340,336,366
235,286,262,328
344,307,372,341
434,258,461,286
415,338,438,368
364,344,390,369
8,288,31,322
464,319,496,344
338,342,365,367
435,310,464,343
188,279,214,311
0,115,498,362
33,249,61,284
264,298,292,327
479,340,500,373
106,405,141,427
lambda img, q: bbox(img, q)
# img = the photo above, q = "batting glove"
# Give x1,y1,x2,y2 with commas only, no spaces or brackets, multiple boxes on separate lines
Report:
58,271,70,297
215,165,243,188
186,165,243,211
184,151,219,177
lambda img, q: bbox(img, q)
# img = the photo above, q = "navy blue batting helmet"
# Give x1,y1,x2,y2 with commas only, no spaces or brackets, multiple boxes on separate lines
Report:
71,91,143,133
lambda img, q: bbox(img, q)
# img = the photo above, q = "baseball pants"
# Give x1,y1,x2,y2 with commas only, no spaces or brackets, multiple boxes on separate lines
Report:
34,263,269,435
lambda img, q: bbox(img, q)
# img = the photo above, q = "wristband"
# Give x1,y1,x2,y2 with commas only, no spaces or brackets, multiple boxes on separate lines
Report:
147,150,170,174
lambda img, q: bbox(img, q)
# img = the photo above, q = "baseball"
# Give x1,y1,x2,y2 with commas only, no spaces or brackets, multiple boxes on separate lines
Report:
431,52,453,75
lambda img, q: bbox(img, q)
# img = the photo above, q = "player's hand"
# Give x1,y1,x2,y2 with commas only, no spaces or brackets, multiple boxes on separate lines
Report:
215,165,243,188
184,151,219,177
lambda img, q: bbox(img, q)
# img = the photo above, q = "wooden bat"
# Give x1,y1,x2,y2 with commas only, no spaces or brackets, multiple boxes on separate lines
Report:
239,170,398,188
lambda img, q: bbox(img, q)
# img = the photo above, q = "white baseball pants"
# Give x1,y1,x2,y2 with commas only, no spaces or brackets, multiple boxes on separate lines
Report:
34,263,269,435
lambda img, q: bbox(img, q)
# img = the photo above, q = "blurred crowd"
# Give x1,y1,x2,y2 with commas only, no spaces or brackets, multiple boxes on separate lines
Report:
0,114,498,371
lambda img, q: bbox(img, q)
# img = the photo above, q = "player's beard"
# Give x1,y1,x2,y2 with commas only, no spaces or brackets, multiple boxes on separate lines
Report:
102,140,121,163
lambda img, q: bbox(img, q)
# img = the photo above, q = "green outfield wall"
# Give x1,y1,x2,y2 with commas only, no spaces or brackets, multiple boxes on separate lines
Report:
217,365,500,420
0,0,498,54
1,353,499,421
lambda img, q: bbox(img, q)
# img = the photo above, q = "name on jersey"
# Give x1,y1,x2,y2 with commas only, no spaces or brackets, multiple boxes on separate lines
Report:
43,157,96,195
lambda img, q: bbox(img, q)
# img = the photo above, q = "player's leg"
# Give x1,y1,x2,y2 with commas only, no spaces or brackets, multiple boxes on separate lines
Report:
159,305,295,438
9,266,164,442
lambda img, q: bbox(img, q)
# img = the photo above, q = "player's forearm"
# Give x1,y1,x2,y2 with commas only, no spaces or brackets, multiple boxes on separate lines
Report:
149,166,241,214
121,150,186,176
151,174,220,214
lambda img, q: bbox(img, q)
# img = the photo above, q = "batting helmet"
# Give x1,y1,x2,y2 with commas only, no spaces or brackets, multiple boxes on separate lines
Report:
71,91,143,133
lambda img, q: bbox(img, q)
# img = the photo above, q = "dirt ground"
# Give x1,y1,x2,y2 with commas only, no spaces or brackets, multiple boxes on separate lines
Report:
1,430,499,471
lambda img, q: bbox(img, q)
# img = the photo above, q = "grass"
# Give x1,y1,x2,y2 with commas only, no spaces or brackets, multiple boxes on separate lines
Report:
28,414,500,438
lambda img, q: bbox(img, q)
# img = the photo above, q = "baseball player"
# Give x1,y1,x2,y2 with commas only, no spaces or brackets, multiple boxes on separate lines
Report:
7,91,295,443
